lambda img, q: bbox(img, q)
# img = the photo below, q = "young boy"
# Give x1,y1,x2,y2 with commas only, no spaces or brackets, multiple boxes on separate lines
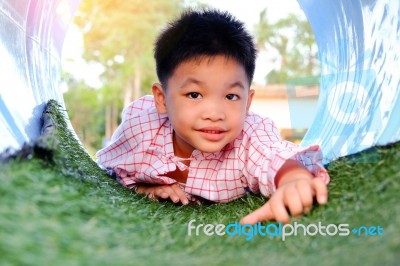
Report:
96,9,330,225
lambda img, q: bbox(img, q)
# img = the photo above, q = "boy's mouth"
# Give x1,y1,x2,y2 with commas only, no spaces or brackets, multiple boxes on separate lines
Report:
197,127,227,141
198,127,226,134
201,130,224,134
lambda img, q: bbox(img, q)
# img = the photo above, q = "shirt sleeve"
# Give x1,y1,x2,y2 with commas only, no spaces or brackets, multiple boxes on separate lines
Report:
95,96,156,188
241,115,330,198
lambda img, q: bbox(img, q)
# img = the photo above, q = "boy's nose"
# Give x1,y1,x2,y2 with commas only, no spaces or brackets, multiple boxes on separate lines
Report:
201,100,226,121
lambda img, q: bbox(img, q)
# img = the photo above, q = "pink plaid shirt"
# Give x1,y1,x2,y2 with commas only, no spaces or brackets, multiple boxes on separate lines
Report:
96,96,330,203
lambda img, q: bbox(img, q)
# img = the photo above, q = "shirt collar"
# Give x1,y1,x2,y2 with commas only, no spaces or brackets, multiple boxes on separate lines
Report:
148,117,174,157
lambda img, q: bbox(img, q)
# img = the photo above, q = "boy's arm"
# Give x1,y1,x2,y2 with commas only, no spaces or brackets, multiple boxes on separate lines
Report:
135,183,189,205
240,159,328,225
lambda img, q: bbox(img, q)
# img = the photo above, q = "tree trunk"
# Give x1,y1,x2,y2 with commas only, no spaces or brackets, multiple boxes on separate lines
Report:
308,48,314,76
123,64,142,107
123,77,133,108
111,102,119,134
104,102,120,141
133,65,142,100
105,104,112,139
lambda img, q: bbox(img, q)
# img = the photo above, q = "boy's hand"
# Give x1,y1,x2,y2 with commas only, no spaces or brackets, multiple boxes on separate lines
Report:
135,183,189,205
240,160,328,225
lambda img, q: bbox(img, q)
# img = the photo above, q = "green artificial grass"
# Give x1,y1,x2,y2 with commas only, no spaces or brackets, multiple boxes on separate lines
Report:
0,100,399,266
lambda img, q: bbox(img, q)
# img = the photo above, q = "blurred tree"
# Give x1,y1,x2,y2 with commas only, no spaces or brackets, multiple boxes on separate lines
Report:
71,0,184,143
63,73,105,153
75,0,184,103
255,10,319,84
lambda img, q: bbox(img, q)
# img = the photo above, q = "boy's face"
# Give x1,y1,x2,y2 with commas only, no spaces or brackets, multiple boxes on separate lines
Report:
153,55,254,158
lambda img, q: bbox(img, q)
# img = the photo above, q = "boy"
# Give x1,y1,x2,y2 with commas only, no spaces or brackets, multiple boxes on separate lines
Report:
96,9,330,225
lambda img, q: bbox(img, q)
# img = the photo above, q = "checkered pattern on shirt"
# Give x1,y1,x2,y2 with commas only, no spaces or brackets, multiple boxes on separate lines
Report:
96,95,330,203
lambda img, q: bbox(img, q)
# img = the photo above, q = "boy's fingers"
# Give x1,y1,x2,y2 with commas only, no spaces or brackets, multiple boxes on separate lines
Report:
135,185,158,195
312,178,328,205
134,183,189,205
135,185,145,194
171,184,189,205
155,186,179,202
296,180,313,211
156,189,170,199
240,202,274,225
284,189,303,217
269,198,290,224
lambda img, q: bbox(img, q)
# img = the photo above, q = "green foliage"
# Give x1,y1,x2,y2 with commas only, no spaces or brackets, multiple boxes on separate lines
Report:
0,100,399,265
255,10,320,84
63,0,187,152
74,0,184,95
63,78,106,153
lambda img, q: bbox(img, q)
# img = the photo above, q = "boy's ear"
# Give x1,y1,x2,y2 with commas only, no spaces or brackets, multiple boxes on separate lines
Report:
246,89,255,112
152,83,167,114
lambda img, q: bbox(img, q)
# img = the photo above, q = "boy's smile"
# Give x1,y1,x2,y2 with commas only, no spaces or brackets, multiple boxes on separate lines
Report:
197,126,227,142
153,55,254,158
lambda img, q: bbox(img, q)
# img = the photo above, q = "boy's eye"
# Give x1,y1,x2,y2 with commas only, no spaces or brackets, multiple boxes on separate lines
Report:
187,92,202,99
226,94,240,101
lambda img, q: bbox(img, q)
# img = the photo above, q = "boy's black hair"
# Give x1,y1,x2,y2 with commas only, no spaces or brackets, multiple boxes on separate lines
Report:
154,9,257,87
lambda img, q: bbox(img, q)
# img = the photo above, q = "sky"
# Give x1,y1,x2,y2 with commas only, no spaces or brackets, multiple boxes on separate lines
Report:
61,0,304,88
